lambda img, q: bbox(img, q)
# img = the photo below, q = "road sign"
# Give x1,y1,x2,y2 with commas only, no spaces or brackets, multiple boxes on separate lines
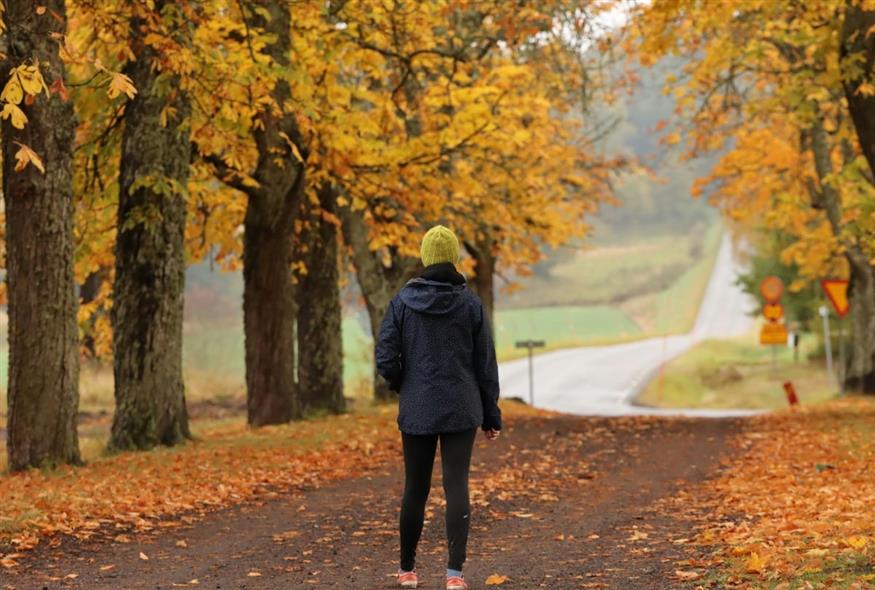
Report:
759,275,784,303
515,340,546,349
762,302,784,322
821,279,850,318
515,340,546,405
760,322,789,345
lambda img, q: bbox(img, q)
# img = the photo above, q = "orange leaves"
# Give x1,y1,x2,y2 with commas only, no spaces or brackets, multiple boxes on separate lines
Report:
688,398,875,585
484,573,509,585
13,142,46,173
0,401,548,561
1,102,28,129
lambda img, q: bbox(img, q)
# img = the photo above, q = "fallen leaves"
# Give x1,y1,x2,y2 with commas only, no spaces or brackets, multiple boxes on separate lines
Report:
683,397,875,586
0,401,553,565
484,573,508,585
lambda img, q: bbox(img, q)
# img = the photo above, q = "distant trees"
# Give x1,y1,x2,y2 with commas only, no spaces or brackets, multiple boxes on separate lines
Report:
2,0,617,470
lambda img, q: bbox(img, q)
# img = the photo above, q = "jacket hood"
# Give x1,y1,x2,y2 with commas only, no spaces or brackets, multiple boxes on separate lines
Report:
399,278,468,315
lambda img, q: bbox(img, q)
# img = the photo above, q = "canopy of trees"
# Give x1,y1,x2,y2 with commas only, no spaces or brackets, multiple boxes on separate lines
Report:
630,0,875,392
0,0,619,470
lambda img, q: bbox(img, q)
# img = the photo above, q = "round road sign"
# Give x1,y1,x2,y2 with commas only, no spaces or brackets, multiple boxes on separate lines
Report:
759,275,784,303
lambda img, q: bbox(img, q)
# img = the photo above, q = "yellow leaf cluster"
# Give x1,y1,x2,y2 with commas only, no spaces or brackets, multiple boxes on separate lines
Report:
631,0,875,283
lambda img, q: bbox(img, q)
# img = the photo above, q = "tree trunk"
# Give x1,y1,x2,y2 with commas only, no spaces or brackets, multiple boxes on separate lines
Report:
808,119,875,393
339,205,419,402
240,0,308,426
840,3,875,177
243,185,301,425
297,185,345,414
845,252,875,393
2,0,81,471
110,4,191,450
465,236,496,334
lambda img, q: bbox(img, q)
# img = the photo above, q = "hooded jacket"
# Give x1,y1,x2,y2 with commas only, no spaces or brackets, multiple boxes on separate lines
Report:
376,262,502,434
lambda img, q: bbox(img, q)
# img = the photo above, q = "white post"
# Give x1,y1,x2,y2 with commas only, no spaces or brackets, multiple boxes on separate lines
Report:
819,305,835,388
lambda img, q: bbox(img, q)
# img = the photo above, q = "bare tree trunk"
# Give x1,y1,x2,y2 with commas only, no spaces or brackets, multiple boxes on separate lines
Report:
297,185,345,414
845,252,875,393
239,0,308,425
841,3,875,177
110,2,191,450
243,183,301,425
464,236,496,333
2,0,81,471
339,205,419,402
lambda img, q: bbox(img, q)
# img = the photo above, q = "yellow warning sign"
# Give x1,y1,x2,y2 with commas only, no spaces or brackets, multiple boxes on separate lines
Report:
821,279,850,318
760,322,789,345
762,302,784,322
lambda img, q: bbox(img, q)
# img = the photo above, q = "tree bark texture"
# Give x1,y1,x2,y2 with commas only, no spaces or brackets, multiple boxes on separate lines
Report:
2,0,81,471
297,185,345,414
110,4,192,450
242,0,309,425
841,3,875,178
339,205,419,402
465,236,496,335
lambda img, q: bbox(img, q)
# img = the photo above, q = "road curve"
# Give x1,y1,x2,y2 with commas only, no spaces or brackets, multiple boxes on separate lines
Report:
498,233,760,417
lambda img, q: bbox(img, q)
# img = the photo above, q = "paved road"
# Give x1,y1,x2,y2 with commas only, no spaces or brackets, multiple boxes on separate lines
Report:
498,234,759,417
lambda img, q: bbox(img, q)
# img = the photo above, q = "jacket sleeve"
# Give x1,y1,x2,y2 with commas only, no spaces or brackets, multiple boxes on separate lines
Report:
473,300,502,431
375,297,404,392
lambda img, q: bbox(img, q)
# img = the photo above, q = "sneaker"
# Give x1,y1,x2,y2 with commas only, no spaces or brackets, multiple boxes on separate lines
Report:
398,569,418,588
446,575,468,590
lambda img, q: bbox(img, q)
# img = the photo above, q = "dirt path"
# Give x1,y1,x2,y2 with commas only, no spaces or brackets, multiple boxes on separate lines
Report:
4,414,740,590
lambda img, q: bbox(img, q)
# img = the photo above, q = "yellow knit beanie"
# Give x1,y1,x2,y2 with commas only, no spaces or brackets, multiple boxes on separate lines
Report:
420,225,461,267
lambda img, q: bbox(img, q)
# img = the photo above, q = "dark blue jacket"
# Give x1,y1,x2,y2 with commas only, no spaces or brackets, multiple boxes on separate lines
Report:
376,263,502,435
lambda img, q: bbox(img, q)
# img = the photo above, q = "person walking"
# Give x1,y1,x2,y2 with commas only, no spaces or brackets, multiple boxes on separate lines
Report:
376,225,502,590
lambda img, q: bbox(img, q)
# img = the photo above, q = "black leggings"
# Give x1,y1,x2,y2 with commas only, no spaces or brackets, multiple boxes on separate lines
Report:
400,428,477,572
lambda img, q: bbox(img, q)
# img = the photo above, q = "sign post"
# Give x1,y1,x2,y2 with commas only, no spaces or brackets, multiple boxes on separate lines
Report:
515,339,546,406
819,305,835,386
759,276,788,350
821,279,850,394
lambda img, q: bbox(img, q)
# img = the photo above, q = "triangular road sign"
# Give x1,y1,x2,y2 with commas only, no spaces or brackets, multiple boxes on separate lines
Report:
821,279,850,318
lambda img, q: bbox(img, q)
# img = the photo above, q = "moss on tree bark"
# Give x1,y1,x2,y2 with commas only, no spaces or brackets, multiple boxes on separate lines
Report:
110,5,192,450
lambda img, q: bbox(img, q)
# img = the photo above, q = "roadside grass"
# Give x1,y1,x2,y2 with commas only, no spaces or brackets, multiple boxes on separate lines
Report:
494,305,641,359
636,336,838,410
0,399,554,557
673,397,875,589
501,225,717,310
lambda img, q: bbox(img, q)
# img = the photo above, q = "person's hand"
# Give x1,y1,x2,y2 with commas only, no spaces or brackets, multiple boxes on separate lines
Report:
483,429,500,441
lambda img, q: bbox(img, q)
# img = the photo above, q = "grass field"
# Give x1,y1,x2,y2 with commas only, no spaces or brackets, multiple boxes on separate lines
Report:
502,223,718,310
635,336,838,410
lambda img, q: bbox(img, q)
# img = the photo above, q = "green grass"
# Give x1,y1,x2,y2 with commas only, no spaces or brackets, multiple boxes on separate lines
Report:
493,305,641,359
181,316,374,400
636,336,839,410
503,224,718,310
